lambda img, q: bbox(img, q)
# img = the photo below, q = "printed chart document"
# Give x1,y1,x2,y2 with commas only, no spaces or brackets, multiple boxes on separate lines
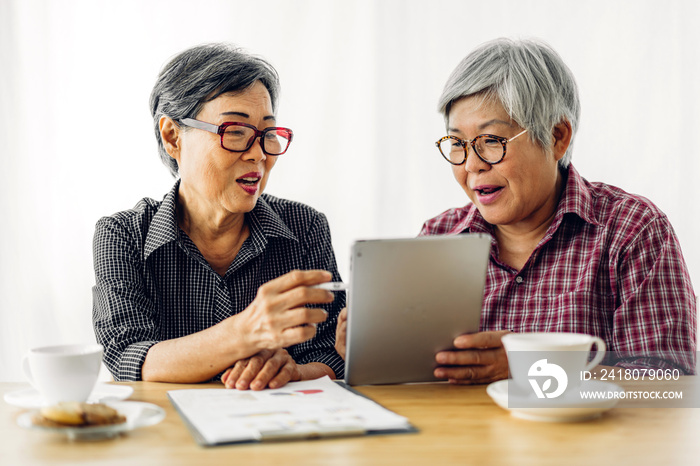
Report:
168,376,415,446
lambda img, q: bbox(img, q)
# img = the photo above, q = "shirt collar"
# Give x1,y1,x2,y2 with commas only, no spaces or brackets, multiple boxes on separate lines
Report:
246,195,299,249
449,203,492,235
144,181,298,260
454,163,602,235
551,164,602,228
144,181,180,259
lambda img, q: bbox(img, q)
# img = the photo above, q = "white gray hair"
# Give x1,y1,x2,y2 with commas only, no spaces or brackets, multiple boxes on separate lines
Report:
149,43,280,177
438,38,580,168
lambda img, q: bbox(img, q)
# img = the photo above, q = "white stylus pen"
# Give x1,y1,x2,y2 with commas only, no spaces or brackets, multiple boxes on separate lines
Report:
311,282,348,291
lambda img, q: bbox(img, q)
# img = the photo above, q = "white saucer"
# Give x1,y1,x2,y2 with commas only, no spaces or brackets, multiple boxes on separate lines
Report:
3,383,134,409
17,400,165,441
486,379,623,422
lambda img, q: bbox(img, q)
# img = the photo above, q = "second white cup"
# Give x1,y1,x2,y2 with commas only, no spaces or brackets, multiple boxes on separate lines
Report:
501,332,606,398
22,344,103,406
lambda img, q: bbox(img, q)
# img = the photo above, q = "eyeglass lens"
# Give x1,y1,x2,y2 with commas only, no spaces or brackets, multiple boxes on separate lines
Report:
222,126,292,155
438,135,504,164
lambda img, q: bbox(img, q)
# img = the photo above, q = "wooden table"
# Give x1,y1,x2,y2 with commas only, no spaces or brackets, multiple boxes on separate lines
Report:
2,378,699,465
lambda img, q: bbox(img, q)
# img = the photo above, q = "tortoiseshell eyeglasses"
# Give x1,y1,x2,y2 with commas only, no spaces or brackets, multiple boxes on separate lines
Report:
435,129,528,165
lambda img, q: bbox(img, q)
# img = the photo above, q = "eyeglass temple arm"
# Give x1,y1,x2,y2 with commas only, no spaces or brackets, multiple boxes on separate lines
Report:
508,129,528,142
180,118,220,134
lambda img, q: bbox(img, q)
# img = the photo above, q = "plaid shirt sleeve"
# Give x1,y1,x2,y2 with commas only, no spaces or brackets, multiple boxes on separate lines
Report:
289,212,346,378
610,214,697,372
93,216,159,381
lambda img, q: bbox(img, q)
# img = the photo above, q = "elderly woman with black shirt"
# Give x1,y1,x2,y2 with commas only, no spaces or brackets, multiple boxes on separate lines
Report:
93,43,344,390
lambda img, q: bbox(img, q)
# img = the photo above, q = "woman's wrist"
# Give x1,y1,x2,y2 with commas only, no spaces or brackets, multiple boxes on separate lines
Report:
218,312,261,358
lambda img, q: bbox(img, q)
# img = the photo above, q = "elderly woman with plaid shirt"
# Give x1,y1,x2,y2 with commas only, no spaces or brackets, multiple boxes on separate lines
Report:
422,38,696,383
335,38,696,384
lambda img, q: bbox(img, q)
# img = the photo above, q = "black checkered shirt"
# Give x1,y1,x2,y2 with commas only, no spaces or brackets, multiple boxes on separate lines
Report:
92,181,345,381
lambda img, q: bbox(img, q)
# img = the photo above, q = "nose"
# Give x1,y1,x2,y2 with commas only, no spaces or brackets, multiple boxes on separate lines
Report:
241,137,267,163
463,145,490,174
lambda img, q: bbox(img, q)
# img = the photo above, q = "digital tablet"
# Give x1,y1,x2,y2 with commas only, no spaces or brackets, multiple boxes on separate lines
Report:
344,233,491,386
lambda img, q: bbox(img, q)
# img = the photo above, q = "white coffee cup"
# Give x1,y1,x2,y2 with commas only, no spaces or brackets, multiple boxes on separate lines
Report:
22,344,103,405
501,333,606,398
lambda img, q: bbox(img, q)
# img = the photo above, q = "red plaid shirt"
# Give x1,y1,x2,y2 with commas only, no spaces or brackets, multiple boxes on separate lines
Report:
420,165,697,373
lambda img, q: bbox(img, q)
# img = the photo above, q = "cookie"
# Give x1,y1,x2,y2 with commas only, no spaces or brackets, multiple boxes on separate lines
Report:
35,402,126,428
39,402,85,425
83,403,126,426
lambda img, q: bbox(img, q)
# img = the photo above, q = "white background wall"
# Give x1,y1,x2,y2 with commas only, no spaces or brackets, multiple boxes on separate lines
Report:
1,0,698,381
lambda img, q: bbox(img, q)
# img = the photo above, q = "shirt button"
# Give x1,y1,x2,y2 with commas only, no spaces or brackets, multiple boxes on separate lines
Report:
515,276,524,284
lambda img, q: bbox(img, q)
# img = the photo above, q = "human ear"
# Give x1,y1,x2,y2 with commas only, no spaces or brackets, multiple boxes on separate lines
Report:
159,116,181,162
551,120,573,162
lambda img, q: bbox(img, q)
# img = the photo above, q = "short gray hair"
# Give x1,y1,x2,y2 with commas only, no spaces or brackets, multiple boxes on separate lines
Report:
438,38,580,168
149,43,280,177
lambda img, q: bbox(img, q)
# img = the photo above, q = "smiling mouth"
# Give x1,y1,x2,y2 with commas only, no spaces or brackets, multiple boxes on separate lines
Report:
236,176,260,186
475,186,503,196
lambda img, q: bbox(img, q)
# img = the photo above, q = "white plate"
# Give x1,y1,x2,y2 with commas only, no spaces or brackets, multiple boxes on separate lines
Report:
4,383,134,409
487,379,623,422
17,401,165,441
